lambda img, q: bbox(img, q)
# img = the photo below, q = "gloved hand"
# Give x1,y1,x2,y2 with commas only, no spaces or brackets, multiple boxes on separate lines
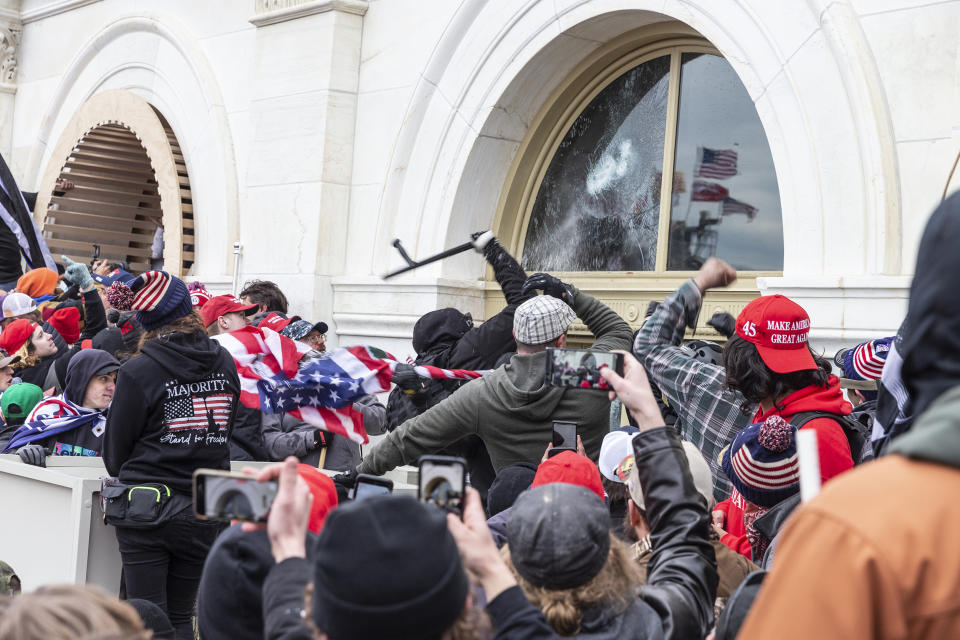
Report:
470,231,496,253
311,429,326,450
706,311,736,338
520,273,576,306
18,444,48,467
391,363,425,394
332,469,359,502
61,256,94,289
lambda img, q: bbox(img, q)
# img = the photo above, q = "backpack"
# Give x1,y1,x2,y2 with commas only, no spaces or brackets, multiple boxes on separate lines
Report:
790,410,873,466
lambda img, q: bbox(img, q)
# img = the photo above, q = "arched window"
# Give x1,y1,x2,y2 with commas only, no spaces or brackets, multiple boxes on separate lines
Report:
520,45,782,274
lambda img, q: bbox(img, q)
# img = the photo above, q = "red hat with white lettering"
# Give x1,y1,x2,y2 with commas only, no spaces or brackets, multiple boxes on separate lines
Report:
735,295,817,374
201,295,258,328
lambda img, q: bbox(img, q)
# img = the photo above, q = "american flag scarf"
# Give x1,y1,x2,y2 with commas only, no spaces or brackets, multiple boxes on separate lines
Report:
0,395,104,453
212,327,487,444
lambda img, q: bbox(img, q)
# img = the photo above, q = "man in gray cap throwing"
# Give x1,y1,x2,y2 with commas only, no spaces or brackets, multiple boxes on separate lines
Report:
357,272,632,475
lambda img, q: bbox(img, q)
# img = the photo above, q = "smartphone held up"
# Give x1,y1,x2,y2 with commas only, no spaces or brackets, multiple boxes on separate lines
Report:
417,455,467,517
545,348,624,391
193,469,278,523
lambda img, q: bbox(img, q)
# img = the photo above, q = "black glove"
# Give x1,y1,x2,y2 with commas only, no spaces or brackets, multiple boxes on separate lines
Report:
392,363,425,394
707,311,736,338
311,429,327,450
521,273,576,306
18,444,48,467
332,469,359,502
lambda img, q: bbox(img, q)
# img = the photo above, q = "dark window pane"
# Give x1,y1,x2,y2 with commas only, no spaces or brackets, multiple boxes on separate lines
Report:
666,53,783,270
522,55,671,271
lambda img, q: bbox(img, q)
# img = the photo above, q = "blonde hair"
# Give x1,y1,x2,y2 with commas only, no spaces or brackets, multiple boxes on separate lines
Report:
0,584,151,640
504,534,640,636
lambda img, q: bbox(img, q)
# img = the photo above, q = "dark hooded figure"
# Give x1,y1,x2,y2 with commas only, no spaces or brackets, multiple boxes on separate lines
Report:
737,192,960,638
385,232,532,498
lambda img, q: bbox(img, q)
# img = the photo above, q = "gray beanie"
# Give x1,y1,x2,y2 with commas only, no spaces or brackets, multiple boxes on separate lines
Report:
507,483,610,590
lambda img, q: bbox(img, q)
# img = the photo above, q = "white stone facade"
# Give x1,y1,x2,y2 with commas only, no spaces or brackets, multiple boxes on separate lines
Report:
2,0,958,358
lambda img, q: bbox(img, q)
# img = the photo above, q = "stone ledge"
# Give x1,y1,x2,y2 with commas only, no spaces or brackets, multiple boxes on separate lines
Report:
250,0,368,27
21,0,101,24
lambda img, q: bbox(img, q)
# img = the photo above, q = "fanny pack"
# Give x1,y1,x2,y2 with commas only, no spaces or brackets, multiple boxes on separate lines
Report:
100,478,191,528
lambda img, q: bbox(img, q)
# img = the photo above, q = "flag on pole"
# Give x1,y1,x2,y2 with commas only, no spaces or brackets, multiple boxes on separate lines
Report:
213,327,487,444
721,196,758,221
691,181,730,202
0,152,56,271
695,147,738,179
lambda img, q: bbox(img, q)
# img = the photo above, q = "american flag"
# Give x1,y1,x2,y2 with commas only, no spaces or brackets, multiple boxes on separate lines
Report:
695,147,738,179
213,327,487,444
691,181,730,202
721,196,758,221
163,393,234,432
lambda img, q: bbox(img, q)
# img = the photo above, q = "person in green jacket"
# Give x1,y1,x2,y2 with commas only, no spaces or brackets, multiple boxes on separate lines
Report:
357,273,632,476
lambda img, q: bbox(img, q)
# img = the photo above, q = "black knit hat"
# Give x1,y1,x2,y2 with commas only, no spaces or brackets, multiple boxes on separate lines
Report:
487,462,537,517
127,599,174,639
312,495,469,640
507,483,611,590
197,525,276,640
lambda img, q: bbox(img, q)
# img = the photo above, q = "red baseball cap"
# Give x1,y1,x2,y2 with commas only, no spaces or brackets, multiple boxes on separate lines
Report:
258,311,298,332
531,451,604,501
201,295,257,327
190,288,212,308
736,295,817,374
0,319,38,355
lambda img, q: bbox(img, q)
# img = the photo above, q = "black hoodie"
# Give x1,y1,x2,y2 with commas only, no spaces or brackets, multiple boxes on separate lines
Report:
103,330,241,493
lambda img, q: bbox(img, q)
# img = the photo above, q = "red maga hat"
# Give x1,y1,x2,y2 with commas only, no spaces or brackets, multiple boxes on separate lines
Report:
735,295,817,374
201,295,257,328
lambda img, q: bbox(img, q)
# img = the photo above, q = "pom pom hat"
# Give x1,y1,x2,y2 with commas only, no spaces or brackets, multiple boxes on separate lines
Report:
735,295,817,374
721,415,800,508
107,271,193,331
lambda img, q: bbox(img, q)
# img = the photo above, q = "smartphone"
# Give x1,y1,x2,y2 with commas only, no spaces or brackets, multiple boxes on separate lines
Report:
545,348,624,391
351,474,394,501
417,455,467,517
549,420,578,457
193,469,278,523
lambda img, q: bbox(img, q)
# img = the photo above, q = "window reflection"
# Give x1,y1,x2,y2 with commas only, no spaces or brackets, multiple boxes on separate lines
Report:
522,56,671,271
667,53,783,270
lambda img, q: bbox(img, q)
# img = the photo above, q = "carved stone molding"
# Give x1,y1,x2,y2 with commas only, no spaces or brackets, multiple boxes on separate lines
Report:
250,0,368,27
0,21,20,88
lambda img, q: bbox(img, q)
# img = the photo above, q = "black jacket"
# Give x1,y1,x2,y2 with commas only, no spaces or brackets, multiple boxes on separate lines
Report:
385,240,531,429
103,330,241,494
487,427,718,640
262,557,313,640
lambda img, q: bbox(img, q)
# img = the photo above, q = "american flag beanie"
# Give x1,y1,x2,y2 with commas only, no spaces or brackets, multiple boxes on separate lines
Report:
106,271,193,331
721,415,800,508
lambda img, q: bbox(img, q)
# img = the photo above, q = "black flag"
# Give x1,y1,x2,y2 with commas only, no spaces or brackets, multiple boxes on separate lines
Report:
0,152,55,271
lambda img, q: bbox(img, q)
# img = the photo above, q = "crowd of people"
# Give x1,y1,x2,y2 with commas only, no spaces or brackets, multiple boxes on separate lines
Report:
1,193,959,640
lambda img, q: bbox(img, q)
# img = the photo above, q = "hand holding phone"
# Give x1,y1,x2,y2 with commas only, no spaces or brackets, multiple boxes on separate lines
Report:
351,474,394,501
418,455,467,517
193,469,278,523
545,348,624,391
548,421,577,458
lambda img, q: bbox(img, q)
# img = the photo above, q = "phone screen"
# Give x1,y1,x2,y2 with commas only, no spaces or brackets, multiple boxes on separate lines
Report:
418,457,466,516
545,348,624,390
552,421,577,449
194,472,278,523
353,480,393,501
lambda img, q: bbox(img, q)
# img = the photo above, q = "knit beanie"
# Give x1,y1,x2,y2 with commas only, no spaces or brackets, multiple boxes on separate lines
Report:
48,306,81,344
507,483,611,589
834,336,893,400
16,268,58,298
106,271,193,331
197,526,279,640
487,462,537,517
721,416,800,508
530,450,605,501
312,495,469,640
115,311,144,351
127,599,175,639
0,319,37,355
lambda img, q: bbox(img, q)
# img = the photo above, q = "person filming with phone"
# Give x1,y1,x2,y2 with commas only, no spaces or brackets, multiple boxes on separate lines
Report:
356,271,632,478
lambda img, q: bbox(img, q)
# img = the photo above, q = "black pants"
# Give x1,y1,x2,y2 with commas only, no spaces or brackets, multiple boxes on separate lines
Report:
115,513,223,640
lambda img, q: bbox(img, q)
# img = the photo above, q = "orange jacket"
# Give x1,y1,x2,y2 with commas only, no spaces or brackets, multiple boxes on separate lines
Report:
739,455,960,640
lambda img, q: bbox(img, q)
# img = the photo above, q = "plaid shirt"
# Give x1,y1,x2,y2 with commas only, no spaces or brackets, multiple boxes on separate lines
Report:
633,280,754,499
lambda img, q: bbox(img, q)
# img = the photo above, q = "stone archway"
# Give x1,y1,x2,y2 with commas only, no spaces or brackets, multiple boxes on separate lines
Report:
34,90,193,276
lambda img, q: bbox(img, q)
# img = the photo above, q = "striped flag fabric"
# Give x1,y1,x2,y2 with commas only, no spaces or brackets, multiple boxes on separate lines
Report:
213,327,487,444
691,180,730,202
0,396,103,453
721,196,758,221
0,152,56,271
695,147,738,179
